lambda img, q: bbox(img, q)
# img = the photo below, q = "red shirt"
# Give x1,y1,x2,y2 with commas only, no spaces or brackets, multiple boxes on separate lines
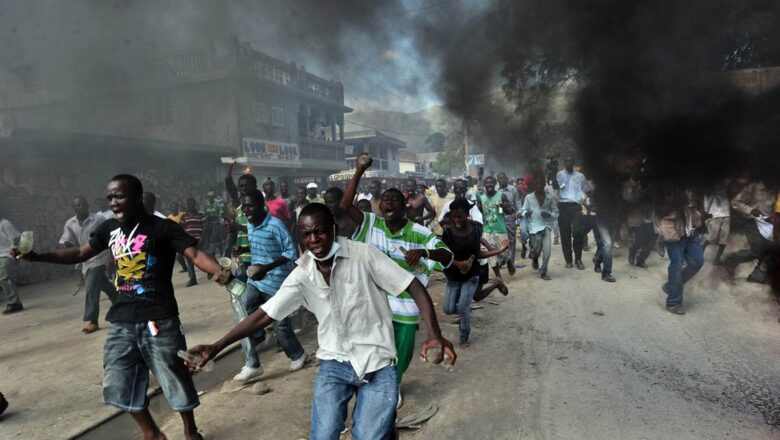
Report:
265,196,291,222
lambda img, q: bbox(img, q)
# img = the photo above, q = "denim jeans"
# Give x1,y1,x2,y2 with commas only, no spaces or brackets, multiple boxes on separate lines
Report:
238,283,305,368
83,265,118,324
443,275,479,343
529,228,552,275
591,218,613,275
664,234,704,307
102,317,198,412
311,360,398,440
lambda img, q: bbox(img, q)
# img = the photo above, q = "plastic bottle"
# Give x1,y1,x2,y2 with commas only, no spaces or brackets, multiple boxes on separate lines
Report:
177,350,214,372
219,256,248,322
18,231,34,254
398,246,427,275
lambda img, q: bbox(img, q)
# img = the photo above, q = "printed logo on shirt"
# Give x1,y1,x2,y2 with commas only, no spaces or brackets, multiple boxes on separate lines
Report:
109,225,156,298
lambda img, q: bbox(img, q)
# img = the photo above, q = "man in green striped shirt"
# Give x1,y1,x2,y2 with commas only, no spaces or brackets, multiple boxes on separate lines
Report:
225,162,255,276
342,158,453,408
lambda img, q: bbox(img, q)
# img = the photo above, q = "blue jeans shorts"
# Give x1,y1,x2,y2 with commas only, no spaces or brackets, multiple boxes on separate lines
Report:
102,317,199,412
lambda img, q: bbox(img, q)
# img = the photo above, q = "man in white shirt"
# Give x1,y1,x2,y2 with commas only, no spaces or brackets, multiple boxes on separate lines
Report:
702,182,731,265
59,196,117,333
553,157,588,269
0,215,22,314
187,203,456,439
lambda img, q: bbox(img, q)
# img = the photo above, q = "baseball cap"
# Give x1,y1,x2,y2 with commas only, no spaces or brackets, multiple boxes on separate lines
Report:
306,182,318,189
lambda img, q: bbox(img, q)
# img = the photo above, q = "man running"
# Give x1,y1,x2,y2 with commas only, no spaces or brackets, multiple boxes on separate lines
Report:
521,172,559,280
187,203,455,439
553,157,588,270
341,157,453,409
13,174,225,440
232,189,308,382
497,172,522,274
0,214,22,314
59,196,117,333
476,176,515,280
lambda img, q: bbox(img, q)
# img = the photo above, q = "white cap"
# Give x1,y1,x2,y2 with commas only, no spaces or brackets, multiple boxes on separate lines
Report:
306,182,318,189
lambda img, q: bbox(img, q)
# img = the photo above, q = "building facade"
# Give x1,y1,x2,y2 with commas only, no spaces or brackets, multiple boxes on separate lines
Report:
0,37,351,282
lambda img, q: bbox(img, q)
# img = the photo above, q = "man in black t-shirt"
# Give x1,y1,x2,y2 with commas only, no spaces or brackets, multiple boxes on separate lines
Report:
12,174,224,440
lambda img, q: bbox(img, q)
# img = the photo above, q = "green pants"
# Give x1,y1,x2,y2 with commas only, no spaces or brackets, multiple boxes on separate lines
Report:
0,257,20,306
393,321,418,383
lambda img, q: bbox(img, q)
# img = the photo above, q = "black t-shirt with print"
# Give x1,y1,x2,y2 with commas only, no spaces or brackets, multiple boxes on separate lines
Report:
90,214,197,323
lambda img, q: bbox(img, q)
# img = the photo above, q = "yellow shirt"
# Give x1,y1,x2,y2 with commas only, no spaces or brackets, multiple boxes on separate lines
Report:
167,212,184,223
775,193,780,213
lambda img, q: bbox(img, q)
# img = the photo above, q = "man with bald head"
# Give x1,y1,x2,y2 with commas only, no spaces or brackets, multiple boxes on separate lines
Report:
59,196,117,333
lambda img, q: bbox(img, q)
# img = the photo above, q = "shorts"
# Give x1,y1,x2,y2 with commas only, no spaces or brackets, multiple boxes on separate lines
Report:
705,217,730,246
102,317,198,412
483,232,510,267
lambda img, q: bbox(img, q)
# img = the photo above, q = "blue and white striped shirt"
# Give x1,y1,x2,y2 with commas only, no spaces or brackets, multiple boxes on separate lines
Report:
247,214,298,295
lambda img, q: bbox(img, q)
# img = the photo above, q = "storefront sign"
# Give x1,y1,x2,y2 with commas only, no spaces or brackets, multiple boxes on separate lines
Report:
242,137,299,161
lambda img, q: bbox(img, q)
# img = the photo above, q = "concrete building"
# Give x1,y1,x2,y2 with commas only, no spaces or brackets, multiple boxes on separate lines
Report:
327,130,405,184
0,37,351,282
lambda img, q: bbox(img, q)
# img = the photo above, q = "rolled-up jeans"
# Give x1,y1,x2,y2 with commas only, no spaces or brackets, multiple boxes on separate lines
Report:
311,360,398,440
664,234,704,307
443,275,479,343
83,265,118,324
238,283,305,368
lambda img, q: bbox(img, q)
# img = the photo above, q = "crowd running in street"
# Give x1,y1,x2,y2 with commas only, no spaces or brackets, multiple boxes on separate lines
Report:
2,153,779,440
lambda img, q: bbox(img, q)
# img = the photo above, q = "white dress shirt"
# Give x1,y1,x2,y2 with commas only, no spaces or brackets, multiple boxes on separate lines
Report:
60,213,110,273
261,238,415,379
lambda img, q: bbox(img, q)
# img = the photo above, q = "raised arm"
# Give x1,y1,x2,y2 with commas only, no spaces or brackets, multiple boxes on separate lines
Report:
341,155,370,224
224,162,239,205
406,278,457,365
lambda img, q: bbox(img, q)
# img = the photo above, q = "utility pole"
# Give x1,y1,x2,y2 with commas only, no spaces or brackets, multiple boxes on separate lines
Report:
463,117,470,177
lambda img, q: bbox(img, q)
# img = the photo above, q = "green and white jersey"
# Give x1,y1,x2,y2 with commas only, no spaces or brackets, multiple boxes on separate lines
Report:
353,212,451,324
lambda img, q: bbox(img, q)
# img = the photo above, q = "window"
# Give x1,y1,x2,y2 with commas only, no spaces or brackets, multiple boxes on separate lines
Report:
143,94,174,126
271,106,285,127
252,101,269,125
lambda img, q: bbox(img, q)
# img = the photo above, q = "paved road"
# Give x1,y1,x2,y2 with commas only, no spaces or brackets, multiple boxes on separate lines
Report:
158,242,780,440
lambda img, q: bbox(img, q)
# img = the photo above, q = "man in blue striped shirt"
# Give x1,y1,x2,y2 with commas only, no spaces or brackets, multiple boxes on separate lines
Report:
233,189,307,382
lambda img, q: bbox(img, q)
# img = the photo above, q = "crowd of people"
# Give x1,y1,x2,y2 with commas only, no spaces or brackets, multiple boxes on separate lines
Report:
1,154,779,438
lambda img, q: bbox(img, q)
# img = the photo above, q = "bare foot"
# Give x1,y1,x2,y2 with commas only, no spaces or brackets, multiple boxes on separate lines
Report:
458,341,470,348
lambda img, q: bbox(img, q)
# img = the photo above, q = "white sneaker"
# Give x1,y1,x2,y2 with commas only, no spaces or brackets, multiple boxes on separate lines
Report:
232,365,263,382
289,353,308,371
396,388,403,410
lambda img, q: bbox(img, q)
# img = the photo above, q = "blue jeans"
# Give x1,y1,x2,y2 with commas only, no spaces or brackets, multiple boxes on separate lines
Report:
443,276,479,343
311,360,398,440
83,265,117,324
238,283,305,368
664,234,704,307
102,317,198,412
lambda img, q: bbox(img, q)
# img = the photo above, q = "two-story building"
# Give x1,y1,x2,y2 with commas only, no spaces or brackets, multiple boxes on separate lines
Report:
0,37,351,282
